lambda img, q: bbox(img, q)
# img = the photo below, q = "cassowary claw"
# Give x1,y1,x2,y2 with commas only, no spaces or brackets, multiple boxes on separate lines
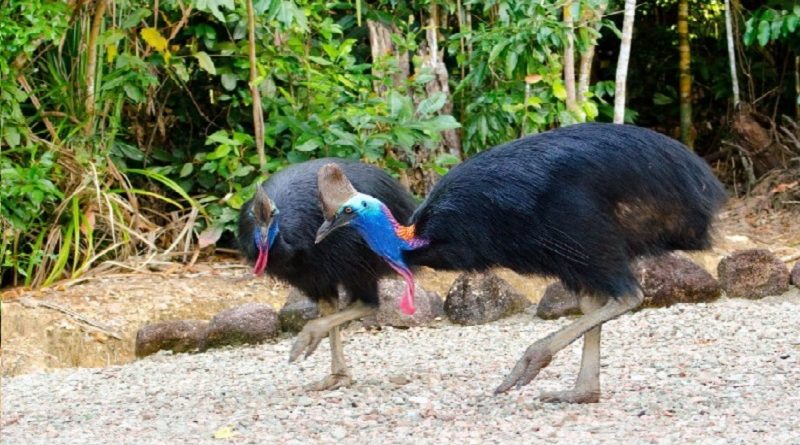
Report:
305,372,353,391
494,344,552,394
288,320,330,362
538,389,600,404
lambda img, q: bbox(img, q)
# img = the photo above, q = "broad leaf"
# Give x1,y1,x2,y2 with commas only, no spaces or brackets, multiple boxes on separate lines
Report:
194,51,216,75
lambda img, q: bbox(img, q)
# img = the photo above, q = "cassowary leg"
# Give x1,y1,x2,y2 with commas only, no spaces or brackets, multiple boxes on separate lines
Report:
289,301,375,363
539,295,605,403
304,325,354,391
495,289,643,396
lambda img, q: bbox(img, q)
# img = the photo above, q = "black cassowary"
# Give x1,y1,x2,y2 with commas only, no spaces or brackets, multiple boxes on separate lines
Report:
238,158,416,390
313,123,726,402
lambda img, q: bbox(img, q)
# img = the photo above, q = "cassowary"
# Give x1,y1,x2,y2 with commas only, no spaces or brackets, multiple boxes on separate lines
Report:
313,123,726,403
238,158,416,390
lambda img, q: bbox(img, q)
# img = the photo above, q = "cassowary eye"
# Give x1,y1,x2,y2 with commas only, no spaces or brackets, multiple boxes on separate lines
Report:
361,201,367,207
344,206,353,214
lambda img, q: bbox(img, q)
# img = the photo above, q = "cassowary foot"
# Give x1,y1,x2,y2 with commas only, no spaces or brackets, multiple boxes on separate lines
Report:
305,371,353,391
289,320,330,362
539,388,600,404
494,345,553,394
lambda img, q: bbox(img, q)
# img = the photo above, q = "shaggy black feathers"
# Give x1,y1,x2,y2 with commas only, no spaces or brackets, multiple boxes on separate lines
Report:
405,123,726,299
238,159,416,306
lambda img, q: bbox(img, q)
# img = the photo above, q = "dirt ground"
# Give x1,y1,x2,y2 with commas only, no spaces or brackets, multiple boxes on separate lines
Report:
1,198,798,377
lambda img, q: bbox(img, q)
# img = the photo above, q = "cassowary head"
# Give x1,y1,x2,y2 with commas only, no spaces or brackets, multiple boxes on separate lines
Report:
315,163,424,315
250,186,280,276
315,164,382,242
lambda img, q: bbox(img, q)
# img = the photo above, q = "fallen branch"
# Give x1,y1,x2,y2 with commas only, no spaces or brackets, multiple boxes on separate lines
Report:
17,297,124,340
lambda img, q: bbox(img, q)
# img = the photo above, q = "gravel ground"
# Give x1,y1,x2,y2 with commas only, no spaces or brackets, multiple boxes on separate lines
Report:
3,293,799,445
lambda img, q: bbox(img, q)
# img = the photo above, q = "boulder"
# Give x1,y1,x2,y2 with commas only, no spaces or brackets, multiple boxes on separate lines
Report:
791,262,800,286
535,254,720,320
536,282,581,320
636,254,721,307
135,320,207,358
362,279,444,328
445,271,530,325
200,303,279,350
279,289,320,333
717,249,790,299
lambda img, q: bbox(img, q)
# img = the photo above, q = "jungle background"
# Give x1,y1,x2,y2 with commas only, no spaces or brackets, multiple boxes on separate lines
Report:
1,0,799,290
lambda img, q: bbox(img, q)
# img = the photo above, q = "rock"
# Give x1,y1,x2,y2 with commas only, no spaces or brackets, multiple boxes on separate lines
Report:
362,279,444,328
135,320,207,358
278,289,320,333
636,254,721,307
200,303,279,350
536,282,581,320
536,254,720,320
717,249,790,299
791,262,800,286
444,271,530,325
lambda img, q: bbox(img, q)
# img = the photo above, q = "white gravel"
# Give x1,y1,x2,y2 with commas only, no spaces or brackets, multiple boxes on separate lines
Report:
3,294,800,445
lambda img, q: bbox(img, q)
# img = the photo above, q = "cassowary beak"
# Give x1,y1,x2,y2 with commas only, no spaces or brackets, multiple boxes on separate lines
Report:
315,211,356,244
253,226,270,276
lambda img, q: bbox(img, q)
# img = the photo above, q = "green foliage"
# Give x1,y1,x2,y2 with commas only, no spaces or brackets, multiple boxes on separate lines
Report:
450,0,610,154
6,0,787,288
743,5,800,47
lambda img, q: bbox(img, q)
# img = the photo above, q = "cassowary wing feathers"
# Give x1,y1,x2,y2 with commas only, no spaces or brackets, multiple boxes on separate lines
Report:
406,123,726,299
238,158,416,305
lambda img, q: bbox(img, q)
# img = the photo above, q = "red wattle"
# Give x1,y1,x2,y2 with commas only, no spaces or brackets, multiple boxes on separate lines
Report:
388,263,416,315
253,247,268,276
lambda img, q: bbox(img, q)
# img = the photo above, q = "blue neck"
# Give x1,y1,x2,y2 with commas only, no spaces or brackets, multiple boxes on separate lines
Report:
350,206,417,268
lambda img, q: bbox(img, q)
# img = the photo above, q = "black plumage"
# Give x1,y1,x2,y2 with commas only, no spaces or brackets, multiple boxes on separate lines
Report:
406,123,726,300
238,158,416,307
315,123,727,400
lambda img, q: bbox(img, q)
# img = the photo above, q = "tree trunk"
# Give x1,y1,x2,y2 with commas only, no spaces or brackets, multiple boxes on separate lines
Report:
366,19,410,96
246,0,266,169
678,0,694,148
563,1,577,111
412,5,462,194
577,1,609,100
614,0,636,124
724,0,740,106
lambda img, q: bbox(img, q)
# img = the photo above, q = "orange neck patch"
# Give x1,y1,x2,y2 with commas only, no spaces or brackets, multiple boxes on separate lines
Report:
395,224,417,242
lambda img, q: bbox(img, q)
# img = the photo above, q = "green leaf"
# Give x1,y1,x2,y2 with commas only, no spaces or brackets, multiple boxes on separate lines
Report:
582,101,599,120
552,81,567,101
757,20,771,46
435,153,460,166
180,163,194,178
123,84,144,103
652,92,674,105
3,126,21,147
194,51,216,75
294,139,320,152
416,92,447,117
392,127,416,150
505,50,518,79
206,145,231,160
425,115,461,132
221,73,237,91
786,15,798,33
308,56,332,66
206,130,240,146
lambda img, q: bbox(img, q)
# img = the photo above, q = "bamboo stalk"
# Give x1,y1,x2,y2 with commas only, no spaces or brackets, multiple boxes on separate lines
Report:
678,0,693,148
245,0,266,169
84,0,108,136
